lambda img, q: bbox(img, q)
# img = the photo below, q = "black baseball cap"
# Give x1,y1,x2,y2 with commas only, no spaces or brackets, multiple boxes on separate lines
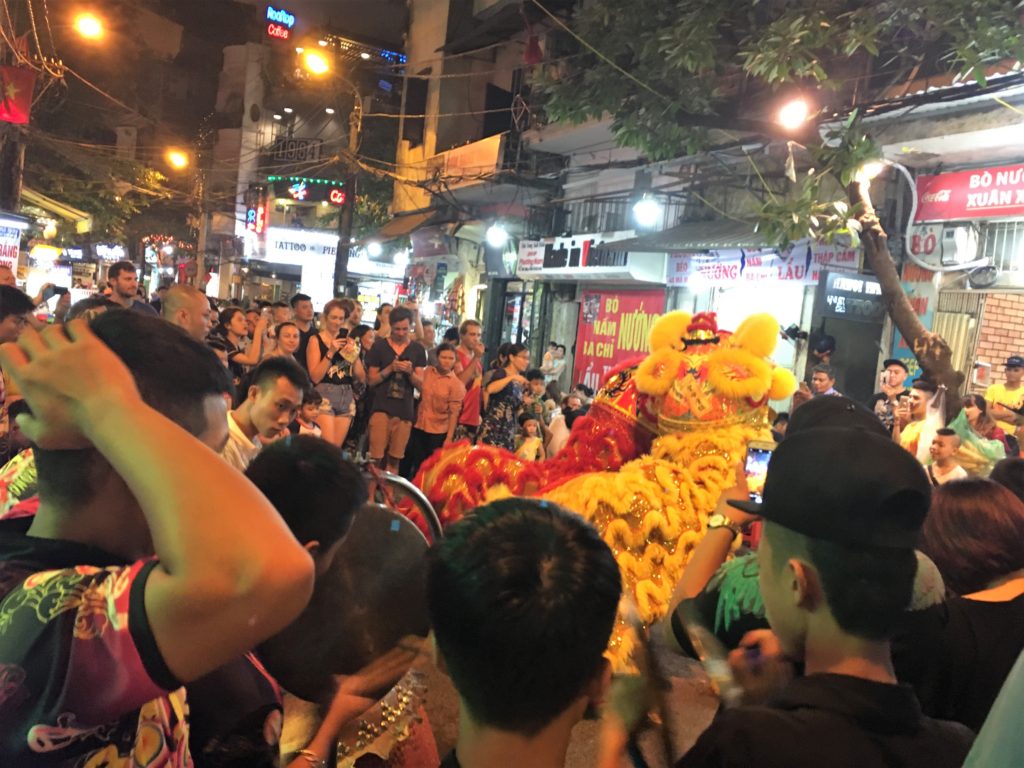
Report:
730,426,930,548
786,395,889,438
882,358,909,373
812,334,836,354
1006,356,1024,368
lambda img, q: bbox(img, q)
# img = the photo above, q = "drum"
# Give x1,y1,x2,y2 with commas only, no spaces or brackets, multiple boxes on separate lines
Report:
259,502,432,703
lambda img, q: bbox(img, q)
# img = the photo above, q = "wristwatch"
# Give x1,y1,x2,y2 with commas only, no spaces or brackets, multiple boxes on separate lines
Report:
707,513,743,540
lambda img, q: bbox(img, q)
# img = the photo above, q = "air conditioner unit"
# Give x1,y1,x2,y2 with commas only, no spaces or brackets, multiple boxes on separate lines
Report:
940,225,979,266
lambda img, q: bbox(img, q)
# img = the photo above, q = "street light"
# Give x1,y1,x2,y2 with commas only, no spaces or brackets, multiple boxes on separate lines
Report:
632,195,662,229
777,97,811,132
486,224,509,249
73,12,104,41
303,51,331,76
165,149,189,170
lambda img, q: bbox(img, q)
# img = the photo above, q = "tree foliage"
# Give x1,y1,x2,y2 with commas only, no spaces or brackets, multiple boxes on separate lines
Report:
535,0,1024,400
536,0,1023,167
23,139,176,244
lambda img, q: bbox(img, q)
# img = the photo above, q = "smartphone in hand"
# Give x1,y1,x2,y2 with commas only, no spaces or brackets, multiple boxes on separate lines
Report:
744,440,776,504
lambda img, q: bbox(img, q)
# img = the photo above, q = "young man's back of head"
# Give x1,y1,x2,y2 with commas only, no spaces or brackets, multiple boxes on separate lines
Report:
34,311,231,506
427,498,621,736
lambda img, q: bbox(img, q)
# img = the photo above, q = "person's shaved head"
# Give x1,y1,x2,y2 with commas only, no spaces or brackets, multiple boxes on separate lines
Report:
163,284,213,342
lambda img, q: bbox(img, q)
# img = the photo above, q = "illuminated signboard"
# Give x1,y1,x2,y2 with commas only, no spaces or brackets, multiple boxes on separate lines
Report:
245,185,268,235
265,5,295,41
270,177,346,205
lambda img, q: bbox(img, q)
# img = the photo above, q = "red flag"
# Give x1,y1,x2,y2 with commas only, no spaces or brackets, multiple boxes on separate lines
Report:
0,67,36,125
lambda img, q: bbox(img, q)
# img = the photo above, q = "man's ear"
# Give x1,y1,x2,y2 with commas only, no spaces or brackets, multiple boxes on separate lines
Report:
247,384,260,403
789,558,824,612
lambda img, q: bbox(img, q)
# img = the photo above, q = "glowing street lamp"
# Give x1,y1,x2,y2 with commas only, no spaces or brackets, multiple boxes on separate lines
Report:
485,223,509,249
303,51,331,76
632,195,662,229
73,12,104,41
165,149,190,171
777,97,811,132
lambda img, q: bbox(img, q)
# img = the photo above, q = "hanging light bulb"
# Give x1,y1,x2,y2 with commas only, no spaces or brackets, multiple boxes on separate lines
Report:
632,195,662,229
486,223,509,249
777,97,812,132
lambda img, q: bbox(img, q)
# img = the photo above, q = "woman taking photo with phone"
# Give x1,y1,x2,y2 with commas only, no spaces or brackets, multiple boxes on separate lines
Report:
307,299,364,447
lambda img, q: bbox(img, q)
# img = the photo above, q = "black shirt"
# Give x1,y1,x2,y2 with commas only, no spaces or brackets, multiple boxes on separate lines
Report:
677,674,974,768
869,389,911,430
909,594,1024,731
365,337,427,422
295,323,316,373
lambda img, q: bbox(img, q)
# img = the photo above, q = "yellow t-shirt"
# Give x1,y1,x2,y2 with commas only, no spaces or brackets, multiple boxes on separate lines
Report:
900,420,926,458
985,382,1024,434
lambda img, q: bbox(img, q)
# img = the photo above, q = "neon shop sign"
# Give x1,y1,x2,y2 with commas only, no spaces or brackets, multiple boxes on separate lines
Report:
266,6,295,40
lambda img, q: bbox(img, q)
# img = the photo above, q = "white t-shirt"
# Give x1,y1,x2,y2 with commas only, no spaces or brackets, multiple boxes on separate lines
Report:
221,411,261,471
544,357,566,386
930,463,968,485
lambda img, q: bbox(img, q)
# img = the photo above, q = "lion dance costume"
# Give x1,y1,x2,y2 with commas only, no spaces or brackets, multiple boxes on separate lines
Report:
413,312,797,666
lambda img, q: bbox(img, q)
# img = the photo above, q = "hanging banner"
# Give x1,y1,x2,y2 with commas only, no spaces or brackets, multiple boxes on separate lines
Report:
573,289,665,394
0,225,21,271
915,163,1024,222
889,263,938,379
667,240,857,287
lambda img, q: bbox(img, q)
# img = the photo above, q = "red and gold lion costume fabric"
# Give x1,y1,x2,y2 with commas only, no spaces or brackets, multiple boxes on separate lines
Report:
412,312,796,665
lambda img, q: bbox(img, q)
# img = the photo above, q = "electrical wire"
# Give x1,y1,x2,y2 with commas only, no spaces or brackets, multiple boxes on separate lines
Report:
527,0,668,103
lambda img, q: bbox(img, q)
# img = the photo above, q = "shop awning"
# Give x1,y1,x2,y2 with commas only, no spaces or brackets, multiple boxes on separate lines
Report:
366,210,439,243
594,219,766,253
21,187,93,235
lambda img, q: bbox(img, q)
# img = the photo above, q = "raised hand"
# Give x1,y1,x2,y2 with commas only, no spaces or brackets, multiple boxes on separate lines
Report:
0,320,142,449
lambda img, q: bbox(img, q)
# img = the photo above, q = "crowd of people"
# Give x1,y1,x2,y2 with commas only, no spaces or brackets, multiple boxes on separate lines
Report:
2,269,1024,767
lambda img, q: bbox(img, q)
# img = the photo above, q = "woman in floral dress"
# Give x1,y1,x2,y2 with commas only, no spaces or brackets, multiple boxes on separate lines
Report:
477,343,531,450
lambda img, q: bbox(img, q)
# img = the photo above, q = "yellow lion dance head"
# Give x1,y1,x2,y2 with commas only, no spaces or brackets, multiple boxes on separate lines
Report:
542,311,797,667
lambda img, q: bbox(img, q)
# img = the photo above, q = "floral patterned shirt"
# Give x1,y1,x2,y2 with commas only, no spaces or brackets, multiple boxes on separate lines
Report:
0,517,190,766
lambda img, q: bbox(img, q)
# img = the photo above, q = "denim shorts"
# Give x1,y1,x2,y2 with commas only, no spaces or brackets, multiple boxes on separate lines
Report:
316,382,356,417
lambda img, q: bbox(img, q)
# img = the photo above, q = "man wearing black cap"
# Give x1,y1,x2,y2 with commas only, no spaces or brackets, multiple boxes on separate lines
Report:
869,358,912,431
986,355,1024,437
677,423,974,768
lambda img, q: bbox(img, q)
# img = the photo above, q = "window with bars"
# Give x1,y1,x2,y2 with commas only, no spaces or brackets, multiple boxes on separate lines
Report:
980,221,1024,272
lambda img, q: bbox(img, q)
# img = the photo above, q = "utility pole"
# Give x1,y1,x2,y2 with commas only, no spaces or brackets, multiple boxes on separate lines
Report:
333,97,361,298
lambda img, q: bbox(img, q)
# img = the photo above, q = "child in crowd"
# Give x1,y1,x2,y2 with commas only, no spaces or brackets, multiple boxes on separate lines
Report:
290,389,324,438
523,369,551,425
515,414,545,461
927,428,968,486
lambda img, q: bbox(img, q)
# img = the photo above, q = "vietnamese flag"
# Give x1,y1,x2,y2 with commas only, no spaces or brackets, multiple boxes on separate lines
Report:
0,67,36,125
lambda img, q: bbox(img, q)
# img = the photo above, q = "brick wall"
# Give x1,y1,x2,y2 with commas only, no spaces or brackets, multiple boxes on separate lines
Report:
974,293,1024,389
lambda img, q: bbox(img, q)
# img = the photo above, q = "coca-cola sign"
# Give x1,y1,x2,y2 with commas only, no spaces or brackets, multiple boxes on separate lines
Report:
915,163,1024,222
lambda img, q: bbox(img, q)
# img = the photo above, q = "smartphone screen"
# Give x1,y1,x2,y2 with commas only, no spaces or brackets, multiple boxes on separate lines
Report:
336,328,349,340
744,443,775,503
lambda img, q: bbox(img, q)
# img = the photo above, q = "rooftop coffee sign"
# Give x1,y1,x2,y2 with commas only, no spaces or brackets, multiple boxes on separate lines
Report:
265,5,295,40
915,163,1024,222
